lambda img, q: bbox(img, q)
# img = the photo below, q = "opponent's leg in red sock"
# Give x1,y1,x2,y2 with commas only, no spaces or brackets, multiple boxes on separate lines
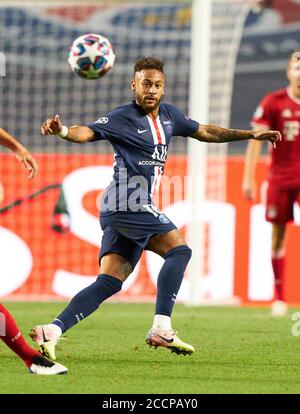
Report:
0,303,39,367
272,256,285,301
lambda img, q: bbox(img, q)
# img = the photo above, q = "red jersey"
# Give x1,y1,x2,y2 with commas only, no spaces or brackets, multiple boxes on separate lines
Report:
251,87,300,188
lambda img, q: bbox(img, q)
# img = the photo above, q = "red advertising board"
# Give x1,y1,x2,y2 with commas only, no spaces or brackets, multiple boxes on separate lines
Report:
1,154,300,303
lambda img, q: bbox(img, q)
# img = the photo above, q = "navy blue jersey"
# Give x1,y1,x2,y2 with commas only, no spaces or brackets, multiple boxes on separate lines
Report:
88,101,199,214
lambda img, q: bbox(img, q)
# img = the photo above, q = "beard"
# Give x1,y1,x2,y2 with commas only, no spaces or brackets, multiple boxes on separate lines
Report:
142,96,161,111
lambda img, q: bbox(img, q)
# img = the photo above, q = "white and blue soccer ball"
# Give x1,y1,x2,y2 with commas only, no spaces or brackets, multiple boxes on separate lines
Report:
68,33,115,79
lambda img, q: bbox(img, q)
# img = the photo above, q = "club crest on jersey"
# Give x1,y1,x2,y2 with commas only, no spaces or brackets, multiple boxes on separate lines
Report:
283,121,300,141
151,145,168,162
159,214,170,224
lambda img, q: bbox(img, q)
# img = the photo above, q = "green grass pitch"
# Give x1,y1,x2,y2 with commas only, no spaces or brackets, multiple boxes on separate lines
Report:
1,302,300,394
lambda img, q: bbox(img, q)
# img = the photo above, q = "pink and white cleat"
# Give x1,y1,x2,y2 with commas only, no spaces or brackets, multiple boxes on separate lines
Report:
146,328,195,355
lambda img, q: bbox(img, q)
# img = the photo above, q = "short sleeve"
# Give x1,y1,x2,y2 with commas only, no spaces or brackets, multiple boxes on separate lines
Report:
251,94,274,129
168,104,199,137
87,112,122,142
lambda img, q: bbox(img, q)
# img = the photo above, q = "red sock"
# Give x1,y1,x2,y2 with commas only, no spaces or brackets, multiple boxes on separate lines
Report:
0,303,39,367
271,257,285,301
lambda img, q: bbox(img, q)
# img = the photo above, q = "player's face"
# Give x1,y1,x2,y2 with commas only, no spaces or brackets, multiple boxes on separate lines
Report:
131,69,165,114
287,52,300,91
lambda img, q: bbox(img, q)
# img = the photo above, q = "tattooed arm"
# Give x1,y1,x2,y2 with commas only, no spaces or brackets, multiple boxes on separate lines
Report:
190,124,281,147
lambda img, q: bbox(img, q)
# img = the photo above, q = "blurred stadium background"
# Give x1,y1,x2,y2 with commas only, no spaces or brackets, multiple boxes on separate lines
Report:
1,0,300,305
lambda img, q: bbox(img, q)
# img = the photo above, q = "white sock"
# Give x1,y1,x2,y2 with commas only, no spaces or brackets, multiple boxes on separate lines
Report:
49,323,62,338
152,314,172,331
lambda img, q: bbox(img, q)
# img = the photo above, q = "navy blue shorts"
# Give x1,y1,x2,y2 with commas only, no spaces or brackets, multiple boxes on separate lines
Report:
99,208,177,269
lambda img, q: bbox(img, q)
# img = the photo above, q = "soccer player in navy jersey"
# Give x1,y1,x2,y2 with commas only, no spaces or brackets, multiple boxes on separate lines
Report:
0,127,67,374
31,57,281,358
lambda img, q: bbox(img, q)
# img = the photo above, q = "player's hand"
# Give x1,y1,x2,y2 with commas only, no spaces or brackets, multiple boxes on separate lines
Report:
242,179,256,200
15,149,39,179
41,114,63,135
253,130,281,148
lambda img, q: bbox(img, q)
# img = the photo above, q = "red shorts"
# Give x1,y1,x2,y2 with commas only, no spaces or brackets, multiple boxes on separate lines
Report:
265,183,300,224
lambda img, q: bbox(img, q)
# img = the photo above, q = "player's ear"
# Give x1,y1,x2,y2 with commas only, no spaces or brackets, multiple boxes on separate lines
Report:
131,79,136,91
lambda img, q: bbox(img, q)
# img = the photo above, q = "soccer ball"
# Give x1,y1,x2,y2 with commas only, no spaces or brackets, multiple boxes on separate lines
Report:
68,33,115,80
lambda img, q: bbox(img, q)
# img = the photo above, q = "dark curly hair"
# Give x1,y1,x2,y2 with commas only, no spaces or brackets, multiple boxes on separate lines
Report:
134,57,164,74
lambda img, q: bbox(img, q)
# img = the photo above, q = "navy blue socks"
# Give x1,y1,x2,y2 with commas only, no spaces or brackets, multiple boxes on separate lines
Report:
52,246,191,333
155,245,192,317
52,274,122,333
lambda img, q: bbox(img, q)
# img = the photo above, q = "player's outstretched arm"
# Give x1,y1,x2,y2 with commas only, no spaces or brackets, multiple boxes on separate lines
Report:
190,124,281,147
41,114,96,143
0,127,38,179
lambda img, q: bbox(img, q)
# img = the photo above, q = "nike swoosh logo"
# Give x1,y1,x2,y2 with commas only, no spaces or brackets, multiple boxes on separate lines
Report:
156,333,174,344
138,129,148,134
42,328,49,343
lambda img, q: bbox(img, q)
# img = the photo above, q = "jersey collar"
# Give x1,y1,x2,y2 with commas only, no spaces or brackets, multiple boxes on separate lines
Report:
132,100,161,118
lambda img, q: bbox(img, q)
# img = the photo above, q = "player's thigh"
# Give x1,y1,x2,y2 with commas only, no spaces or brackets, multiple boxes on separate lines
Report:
146,229,187,257
99,225,143,281
99,253,132,282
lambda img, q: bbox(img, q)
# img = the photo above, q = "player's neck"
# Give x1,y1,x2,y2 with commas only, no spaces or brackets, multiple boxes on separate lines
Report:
143,106,160,119
147,108,159,119
135,99,159,118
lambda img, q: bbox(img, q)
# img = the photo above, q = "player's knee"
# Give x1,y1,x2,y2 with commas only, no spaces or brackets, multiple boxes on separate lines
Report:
118,260,133,280
107,263,132,281
271,225,286,254
100,253,132,281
